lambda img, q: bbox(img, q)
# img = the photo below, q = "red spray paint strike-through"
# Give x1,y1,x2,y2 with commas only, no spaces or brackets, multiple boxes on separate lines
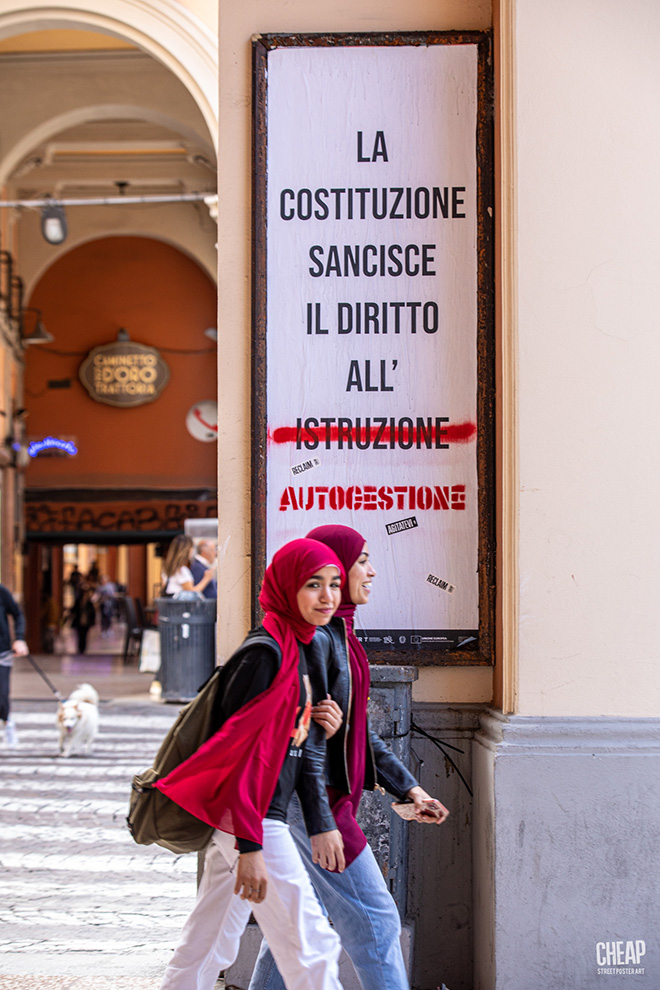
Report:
269,420,476,447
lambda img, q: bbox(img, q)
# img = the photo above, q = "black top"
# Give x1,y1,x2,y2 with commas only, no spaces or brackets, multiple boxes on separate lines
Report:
216,638,311,854
0,585,26,654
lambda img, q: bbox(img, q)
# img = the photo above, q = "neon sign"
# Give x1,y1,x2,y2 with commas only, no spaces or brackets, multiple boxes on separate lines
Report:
28,437,78,458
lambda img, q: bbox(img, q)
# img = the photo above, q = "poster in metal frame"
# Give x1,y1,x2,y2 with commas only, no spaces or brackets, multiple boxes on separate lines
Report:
252,31,494,665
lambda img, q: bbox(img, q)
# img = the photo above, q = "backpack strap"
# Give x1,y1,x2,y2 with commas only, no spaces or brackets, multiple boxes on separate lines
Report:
227,629,283,665
191,630,282,700
205,629,284,728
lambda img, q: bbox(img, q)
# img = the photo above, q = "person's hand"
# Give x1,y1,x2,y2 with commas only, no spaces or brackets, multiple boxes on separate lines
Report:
234,851,268,903
311,695,343,738
311,829,345,872
12,640,29,657
406,785,449,825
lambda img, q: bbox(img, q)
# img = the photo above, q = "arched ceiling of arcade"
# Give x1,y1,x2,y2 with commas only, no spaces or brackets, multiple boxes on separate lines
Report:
0,21,218,289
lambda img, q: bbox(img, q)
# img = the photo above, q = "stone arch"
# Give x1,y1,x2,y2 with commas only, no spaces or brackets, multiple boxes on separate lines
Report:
0,103,216,188
0,0,218,145
25,229,217,299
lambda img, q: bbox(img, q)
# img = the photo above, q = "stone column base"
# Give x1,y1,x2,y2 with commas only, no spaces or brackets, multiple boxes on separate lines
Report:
473,711,660,989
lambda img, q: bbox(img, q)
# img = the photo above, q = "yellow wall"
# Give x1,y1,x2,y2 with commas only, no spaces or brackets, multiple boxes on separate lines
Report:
0,30,135,51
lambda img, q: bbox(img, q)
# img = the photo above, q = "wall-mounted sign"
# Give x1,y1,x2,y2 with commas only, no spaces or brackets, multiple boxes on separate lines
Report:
28,436,78,458
186,400,218,442
79,341,170,408
253,33,494,662
25,497,218,536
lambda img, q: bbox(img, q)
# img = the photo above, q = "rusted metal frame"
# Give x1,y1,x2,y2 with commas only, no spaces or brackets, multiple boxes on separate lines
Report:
256,30,487,51
250,32,495,663
251,38,269,626
475,33,496,667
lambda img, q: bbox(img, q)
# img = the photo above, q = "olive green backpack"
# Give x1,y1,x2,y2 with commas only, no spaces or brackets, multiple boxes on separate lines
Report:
126,632,280,854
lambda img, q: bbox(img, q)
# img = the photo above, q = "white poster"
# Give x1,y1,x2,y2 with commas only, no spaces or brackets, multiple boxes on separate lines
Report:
264,42,480,651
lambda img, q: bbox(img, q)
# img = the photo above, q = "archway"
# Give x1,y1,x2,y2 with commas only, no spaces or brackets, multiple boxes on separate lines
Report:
22,234,218,651
0,103,216,189
0,1,218,144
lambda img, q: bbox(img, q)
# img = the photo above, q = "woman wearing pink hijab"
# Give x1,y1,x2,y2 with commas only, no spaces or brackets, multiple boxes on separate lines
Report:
157,538,347,990
249,525,449,990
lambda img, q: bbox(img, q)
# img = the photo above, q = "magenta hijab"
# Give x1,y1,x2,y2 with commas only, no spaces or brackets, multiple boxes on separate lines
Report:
155,538,344,845
306,529,371,869
259,537,344,644
306,525,366,618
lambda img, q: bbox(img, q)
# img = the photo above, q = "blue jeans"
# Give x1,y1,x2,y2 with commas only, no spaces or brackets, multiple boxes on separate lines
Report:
248,805,409,990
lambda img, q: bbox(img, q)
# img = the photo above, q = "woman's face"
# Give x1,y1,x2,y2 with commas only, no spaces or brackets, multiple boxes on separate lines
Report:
296,566,342,625
348,543,376,605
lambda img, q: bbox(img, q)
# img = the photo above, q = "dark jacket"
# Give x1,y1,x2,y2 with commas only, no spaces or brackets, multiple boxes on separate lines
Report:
214,627,334,847
0,584,26,653
71,593,96,630
190,556,217,599
299,616,418,836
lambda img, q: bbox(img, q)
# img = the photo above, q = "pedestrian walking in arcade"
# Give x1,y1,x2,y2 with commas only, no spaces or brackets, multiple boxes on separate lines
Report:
249,524,450,990
70,582,97,655
156,538,348,990
0,583,29,748
161,534,215,597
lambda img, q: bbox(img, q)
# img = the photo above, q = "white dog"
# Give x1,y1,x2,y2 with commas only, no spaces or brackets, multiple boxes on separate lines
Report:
57,683,100,757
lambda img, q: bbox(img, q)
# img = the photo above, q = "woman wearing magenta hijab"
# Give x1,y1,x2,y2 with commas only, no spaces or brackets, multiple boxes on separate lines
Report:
249,525,449,990
157,538,347,990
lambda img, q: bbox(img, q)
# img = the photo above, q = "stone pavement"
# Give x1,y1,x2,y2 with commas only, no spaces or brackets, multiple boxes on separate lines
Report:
0,649,206,989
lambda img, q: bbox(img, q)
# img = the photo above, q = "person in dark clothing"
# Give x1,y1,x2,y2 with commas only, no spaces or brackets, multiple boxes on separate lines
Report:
156,538,347,990
189,540,218,599
0,584,29,749
96,575,117,635
86,559,100,586
68,566,83,595
70,583,96,654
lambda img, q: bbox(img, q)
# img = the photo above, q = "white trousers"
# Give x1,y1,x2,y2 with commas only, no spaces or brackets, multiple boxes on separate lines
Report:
159,820,343,990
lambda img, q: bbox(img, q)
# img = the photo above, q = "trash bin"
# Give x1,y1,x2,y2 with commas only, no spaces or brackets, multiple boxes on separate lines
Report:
156,597,217,702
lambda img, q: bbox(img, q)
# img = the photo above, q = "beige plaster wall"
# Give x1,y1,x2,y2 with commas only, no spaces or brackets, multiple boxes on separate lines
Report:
177,0,216,36
515,0,660,716
413,665,493,704
216,0,492,710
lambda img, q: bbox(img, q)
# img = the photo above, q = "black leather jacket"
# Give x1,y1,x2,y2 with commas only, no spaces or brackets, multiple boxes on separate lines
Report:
298,616,418,836
214,627,334,848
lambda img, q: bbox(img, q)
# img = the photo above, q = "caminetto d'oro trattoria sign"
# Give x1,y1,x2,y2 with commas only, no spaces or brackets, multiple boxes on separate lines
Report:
79,342,170,408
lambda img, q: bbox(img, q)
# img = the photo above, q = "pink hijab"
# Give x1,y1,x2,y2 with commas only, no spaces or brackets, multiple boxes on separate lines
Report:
306,524,366,620
154,538,344,845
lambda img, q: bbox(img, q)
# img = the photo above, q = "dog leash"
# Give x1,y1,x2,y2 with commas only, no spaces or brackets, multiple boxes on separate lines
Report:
24,653,65,701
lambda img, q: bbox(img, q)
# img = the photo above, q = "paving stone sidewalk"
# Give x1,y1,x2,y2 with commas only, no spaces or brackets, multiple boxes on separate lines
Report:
0,695,202,988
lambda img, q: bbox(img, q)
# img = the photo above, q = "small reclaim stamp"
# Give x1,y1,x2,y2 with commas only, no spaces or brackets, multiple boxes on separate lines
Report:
290,457,321,477
427,573,456,594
